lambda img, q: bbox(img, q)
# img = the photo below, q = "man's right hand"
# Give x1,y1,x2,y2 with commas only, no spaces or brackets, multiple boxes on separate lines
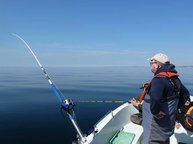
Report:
129,98,139,107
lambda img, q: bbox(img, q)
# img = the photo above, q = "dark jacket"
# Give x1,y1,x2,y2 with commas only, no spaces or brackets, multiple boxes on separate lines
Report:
150,63,190,115
142,63,190,144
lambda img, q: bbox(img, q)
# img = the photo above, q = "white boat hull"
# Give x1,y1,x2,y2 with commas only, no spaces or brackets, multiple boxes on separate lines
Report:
84,103,138,144
79,96,193,144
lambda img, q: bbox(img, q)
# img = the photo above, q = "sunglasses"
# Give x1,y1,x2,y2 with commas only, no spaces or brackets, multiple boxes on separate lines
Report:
150,61,157,65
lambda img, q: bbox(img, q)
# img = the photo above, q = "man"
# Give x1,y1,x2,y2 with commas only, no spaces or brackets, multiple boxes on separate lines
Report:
142,53,190,144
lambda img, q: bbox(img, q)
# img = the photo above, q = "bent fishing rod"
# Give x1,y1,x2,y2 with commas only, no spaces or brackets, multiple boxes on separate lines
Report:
12,33,86,143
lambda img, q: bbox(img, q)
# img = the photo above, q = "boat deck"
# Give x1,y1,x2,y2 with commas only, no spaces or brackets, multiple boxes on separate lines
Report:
123,121,193,144
171,124,193,143
123,122,143,144
83,96,193,144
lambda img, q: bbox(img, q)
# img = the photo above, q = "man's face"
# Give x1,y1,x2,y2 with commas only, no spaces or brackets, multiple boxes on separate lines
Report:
150,61,158,73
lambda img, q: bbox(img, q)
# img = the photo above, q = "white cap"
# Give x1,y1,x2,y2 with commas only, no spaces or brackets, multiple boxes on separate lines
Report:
148,53,170,63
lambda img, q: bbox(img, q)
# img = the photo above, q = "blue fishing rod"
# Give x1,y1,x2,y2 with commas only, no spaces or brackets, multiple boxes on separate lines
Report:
12,33,86,143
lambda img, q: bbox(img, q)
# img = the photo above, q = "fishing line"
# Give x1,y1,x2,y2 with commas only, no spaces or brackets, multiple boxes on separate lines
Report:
77,100,125,104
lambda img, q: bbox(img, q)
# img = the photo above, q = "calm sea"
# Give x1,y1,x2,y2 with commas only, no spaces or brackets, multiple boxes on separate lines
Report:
0,66,192,144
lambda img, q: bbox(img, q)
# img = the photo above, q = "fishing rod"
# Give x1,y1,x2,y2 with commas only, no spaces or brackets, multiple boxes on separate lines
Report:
12,33,86,143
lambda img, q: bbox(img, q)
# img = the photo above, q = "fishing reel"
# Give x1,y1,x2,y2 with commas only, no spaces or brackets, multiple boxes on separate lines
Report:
61,99,75,114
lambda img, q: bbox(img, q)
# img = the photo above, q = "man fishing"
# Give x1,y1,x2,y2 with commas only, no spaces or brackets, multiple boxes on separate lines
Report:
141,53,190,144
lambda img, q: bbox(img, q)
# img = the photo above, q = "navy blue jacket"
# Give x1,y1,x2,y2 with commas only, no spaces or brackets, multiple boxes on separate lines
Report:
149,63,190,115
142,63,190,143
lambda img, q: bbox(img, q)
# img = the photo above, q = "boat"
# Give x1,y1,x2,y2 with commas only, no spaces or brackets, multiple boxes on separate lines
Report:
75,96,193,144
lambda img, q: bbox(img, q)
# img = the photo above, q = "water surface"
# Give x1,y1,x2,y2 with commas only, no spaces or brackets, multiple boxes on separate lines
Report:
0,66,192,144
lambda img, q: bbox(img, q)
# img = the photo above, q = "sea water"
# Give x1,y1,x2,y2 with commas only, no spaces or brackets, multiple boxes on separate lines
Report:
0,66,192,144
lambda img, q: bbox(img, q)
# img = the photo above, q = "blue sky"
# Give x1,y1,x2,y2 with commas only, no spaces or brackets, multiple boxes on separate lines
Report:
0,0,193,67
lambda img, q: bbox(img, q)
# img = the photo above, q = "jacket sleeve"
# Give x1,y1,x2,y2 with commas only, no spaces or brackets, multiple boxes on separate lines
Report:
149,77,165,115
178,83,190,108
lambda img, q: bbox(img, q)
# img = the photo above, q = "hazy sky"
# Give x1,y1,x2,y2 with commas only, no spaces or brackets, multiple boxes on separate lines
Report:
1,0,193,67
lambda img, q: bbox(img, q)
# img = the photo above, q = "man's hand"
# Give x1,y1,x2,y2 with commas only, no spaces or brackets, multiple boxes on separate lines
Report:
129,98,139,107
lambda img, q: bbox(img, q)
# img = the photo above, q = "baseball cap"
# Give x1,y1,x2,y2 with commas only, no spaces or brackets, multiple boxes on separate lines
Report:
148,53,170,63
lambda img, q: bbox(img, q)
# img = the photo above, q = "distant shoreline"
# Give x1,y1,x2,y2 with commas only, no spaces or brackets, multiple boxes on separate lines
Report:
178,65,193,68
